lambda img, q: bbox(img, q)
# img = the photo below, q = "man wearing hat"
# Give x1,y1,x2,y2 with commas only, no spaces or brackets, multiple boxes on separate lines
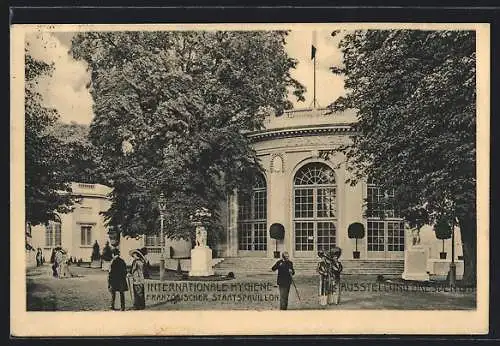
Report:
108,248,128,311
271,251,295,310
129,248,148,310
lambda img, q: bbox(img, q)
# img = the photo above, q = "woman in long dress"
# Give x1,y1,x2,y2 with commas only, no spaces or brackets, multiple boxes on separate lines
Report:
129,249,147,310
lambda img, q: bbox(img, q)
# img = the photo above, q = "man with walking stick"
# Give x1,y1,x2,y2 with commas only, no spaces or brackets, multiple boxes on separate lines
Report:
271,251,295,310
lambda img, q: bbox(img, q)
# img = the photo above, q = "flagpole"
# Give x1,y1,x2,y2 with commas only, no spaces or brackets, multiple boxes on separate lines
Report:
311,30,318,109
313,53,316,109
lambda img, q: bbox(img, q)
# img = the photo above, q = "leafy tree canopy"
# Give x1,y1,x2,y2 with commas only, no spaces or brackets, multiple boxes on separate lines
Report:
329,30,476,283
70,31,305,240
46,121,104,184
25,52,75,228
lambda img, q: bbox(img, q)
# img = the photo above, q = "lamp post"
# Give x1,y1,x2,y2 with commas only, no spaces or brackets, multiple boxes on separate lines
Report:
158,193,166,281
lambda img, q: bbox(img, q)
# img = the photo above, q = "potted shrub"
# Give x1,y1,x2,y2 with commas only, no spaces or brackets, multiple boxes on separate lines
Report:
90,240,102,268
348,222,365,259
101,241,113,271
434,217,452,260
269,223,285,258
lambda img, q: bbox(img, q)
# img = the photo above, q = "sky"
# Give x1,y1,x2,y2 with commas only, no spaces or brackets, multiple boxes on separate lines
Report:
25,29,346,125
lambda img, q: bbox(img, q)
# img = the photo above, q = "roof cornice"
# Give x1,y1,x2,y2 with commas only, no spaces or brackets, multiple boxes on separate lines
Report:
247,123,357,142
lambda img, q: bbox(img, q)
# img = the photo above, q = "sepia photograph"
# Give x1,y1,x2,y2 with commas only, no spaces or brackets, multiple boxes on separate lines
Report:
10,21,490,336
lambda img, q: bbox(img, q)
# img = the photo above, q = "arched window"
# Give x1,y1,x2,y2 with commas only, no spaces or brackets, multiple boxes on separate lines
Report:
293,163,336,254
237,174,267,252
366,178,404,256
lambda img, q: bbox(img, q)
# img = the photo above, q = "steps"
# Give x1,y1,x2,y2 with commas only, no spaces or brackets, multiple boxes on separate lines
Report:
214,257,404,276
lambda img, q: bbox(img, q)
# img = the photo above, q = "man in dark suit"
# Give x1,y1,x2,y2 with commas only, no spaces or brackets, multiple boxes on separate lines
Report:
108,248,128,311
271,251,295,310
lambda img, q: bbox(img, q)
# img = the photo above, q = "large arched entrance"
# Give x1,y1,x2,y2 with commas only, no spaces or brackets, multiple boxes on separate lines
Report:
293,162,337,257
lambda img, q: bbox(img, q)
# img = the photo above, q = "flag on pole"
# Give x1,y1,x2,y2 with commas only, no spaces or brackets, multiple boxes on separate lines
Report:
311,30,317,60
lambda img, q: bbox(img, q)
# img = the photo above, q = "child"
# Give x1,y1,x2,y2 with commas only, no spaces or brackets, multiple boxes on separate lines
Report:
328,247,343,305
316,251,330,306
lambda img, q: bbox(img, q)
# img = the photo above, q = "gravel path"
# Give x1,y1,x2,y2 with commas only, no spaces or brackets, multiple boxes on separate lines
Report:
27,264,476,311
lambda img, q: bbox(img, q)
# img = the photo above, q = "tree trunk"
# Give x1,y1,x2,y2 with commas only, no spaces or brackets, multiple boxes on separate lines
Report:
459,215,476,286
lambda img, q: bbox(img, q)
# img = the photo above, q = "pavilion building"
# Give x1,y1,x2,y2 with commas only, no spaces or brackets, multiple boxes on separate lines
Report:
28,108,464,277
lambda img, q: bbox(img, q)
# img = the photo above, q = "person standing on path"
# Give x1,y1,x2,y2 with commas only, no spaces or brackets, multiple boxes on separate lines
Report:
316,250,331,306
108,248,128,311
129,248,147,310
36,248,43,267
327,247,343,305
271,251,295,310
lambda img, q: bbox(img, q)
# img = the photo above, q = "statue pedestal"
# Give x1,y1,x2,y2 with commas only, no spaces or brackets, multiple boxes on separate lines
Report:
189,246,214,277
402,246,429,281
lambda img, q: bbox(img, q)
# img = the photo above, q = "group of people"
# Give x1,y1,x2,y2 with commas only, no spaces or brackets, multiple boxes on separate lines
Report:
271,247,343,310
50,247,72,278
106,247,151,311
44,242,341,311
317,247,343,306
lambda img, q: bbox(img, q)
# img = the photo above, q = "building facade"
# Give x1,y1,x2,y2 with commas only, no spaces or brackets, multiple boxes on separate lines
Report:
28,108,463,275
221,108,463,265
30,183,114,263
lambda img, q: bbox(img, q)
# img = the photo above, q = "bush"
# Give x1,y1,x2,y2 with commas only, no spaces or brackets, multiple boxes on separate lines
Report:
101,241,113,261
90,240,101,261
434,218,452,240
269,223,285,240
348,222,365,253
348,222,365,239
434,217,452,254
269,223,285,254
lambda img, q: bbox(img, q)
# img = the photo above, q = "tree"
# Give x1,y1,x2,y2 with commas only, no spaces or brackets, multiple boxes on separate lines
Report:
46,122,104,184
91,240,101,261
70,31,305,241
269,223,285,257
25,51,74,231
434,217,453,257
101,241,113,262
347,222,365,257
329,30,476,284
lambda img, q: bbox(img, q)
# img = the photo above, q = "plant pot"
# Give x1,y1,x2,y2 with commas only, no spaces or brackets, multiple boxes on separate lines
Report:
273,251,280,259
90,260,102,268
439,252,447,260
353,251,360,259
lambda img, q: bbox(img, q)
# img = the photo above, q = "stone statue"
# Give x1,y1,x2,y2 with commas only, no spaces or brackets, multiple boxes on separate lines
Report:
195,225,207,247
411,227,421,246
